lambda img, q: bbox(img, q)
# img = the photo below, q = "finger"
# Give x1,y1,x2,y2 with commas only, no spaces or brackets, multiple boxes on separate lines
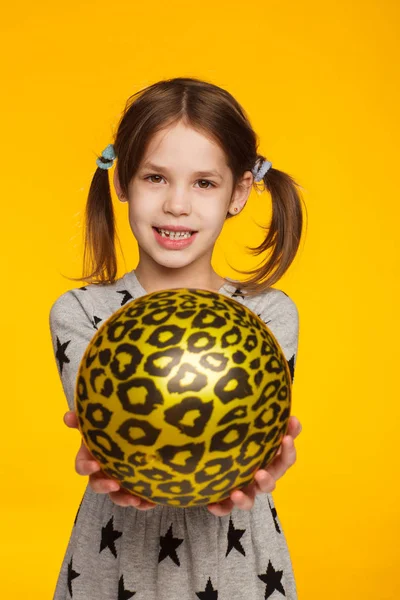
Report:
207,497,235,516
89,470,121,493
265,435,297,482
75,440,101,475
109,490,157,510
64,411,78,429
269,418,301,461
253,470,277,494
230,484,257,510
132,499,158,511
287,416,302,439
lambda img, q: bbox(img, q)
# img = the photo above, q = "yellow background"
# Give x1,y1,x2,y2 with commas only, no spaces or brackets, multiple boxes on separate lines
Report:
1,1,399,598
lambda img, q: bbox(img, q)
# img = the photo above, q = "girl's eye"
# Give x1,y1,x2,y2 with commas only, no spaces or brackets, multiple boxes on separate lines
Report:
146,175,163,184
145,175,215,189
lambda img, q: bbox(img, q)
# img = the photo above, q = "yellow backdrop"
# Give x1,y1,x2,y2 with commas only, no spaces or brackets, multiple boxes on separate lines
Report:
1,1,399,598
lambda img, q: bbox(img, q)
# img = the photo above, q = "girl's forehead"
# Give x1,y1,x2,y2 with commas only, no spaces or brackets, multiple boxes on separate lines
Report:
143,122,226,162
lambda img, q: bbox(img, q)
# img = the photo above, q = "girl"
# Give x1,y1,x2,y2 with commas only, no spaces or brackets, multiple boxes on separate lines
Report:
50,76,305,600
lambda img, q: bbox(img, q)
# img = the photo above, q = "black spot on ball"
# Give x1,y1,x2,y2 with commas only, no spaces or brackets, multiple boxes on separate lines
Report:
144,347,184,376
158,441,205,474
214,367,253,404
167,364,208,393
110,343,143,380
164,396,213,437
117,417,161,446
87,430,124,460
145,324,186,348
210,422,249,452
187,331,216,353
117,378,164,415
107,318,137,342
85,403,113,428
77,375,88,401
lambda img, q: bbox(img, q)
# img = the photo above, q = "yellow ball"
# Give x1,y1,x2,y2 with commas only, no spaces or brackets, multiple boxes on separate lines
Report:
75,288,292,507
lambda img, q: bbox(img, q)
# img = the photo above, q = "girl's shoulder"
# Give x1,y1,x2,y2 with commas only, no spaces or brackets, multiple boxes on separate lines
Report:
226,281,299,323
49,273,132,327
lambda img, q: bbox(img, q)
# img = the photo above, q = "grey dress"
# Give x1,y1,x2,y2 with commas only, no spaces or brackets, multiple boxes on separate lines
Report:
49,270,300,600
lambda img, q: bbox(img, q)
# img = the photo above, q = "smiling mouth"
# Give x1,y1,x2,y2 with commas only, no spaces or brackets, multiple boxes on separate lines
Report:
153,227,197,238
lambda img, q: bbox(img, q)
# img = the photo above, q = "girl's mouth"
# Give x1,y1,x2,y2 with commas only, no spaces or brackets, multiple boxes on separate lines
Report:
152,227,198,249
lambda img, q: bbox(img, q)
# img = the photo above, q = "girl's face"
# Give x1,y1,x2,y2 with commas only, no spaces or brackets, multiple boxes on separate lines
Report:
116,121,252,285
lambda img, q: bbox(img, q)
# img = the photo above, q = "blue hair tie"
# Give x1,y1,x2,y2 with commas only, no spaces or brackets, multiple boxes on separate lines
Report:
252,159,272,182
96,144,116,170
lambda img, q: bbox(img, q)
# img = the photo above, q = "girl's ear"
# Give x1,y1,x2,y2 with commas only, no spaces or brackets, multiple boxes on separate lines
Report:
227,170,254,215
113,169,127,202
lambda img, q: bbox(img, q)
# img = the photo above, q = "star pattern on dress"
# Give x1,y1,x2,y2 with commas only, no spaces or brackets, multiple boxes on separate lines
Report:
118,574,136,599
195,577,218,599
226,516,246,557
117,289,134,306
287,354,296,383
92,315,102,330
232,288,245,299
100,516,123,558
158,523,184,566
268,497,281,534
67,556,80,596
258,560,286,598
74,498,83,527
55,336,71,375
257,313,272,326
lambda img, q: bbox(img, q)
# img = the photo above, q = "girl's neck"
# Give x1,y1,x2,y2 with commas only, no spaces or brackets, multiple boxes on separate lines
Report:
134,267,227,294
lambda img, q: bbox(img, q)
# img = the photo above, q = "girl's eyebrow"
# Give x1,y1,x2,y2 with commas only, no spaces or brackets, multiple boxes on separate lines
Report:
140,162,223,180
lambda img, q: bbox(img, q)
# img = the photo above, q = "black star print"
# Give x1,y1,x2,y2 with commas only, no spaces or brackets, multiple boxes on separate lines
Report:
196,577,218,599
80,286,87,290
74,498,83,526
67,556,80,596
100,516,123,558
268,497,281,534
118,574,136,599
158,523,184,566
287,354,296,383
226,516,246,557
117,290,133,306
232,288,245,299
55,337,71,375
92,315,102,330
257,313,272,326
258,560,286,598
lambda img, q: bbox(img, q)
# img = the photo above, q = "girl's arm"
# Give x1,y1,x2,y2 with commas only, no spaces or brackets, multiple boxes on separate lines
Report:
49,289,157,510
49,289,97,411
207,289,302,516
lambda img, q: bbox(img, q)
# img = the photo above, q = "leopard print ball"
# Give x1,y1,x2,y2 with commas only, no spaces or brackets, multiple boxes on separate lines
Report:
75,288,292,508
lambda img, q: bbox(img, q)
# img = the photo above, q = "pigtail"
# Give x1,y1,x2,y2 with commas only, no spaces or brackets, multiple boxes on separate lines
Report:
81,162,118,285
64,141,125,286
233,156,306,297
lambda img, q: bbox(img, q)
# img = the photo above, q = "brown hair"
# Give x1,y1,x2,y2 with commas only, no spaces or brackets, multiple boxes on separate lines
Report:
78,76,307,298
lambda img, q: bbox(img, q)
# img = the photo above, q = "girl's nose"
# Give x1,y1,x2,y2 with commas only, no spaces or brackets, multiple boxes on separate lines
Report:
163,190,192,216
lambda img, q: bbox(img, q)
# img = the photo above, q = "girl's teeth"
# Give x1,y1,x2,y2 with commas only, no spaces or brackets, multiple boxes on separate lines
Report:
158,229,193,239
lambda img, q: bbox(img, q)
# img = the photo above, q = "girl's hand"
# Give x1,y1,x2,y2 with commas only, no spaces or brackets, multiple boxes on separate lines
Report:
207,416,302,517
63,411,157,511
